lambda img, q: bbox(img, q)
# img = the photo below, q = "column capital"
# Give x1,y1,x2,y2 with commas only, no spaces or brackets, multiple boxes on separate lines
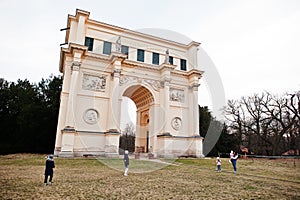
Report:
189,83,200,91
160,77,171,88
111,69,122,78
71,61,81,71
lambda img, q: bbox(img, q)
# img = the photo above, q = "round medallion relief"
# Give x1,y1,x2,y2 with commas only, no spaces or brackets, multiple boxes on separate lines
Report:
83,109,99,124
171,117,182,130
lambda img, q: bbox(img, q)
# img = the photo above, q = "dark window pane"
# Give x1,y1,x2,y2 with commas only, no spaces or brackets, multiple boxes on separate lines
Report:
103,41,112,55
180,59,187,71
169,56,173,65
152,52,159,65
84,37,94,51
137,49,144,62
121,45,129,58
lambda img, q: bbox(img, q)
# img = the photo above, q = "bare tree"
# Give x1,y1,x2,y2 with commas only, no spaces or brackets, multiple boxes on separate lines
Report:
224,91,300,156
119,122,136,153
285,92,300,154
224,100,246,149
260,93,297,155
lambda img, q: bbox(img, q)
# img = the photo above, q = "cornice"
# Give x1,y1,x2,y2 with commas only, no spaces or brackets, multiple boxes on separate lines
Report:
59,43,88,72
187,69,204,77
67,9,200,49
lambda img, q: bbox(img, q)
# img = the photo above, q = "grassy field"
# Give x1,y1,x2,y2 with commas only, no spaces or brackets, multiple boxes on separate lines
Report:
0,154,299,199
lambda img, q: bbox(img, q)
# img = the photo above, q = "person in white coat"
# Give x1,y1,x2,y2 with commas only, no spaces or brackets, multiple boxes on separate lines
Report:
124,150,129,176
230,150,238,173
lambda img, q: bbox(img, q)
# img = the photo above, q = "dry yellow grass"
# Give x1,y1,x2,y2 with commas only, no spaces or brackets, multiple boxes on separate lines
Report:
0,154,299,199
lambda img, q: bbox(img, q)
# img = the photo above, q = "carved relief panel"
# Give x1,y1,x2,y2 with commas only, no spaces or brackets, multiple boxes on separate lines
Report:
82,74,106,92
171,117,182,130
83,109,99,125
170,88,184,103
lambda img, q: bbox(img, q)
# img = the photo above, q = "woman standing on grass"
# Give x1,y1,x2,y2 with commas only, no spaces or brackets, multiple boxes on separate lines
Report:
124,150,129,176
230,150,238,173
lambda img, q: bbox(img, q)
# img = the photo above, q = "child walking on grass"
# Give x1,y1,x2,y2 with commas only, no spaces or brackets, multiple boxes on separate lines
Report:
216,157,221,172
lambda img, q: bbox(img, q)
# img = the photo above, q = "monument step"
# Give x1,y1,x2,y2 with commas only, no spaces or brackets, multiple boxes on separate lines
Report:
134,152,155,159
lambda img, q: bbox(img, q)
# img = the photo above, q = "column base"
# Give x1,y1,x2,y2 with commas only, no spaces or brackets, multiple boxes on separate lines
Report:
104,153,119,158
156,135,204,158
58,151,74,157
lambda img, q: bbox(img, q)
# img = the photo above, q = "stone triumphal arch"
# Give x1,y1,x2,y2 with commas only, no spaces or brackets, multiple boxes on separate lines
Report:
54,9,204,158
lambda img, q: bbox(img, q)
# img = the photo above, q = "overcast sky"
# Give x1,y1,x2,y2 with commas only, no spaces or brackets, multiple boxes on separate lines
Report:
1,0,299,118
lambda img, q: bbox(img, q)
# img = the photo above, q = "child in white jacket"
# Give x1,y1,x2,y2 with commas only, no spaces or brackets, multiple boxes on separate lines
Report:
216,157,221,172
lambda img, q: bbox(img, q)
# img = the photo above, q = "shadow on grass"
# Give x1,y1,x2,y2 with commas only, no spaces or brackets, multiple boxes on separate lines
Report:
219,169,300,184
176,158,300,184
97,158,176,173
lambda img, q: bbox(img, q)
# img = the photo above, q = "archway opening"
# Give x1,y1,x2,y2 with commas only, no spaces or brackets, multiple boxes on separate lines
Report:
120,85,154,154
119,97,136,153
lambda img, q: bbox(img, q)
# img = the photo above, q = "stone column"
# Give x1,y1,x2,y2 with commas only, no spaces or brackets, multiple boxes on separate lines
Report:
60,61,81,156
105,69,121,157
107,53,126,132
192,83,200,135
105,58,122,157
188,71,201,136
108,66,122,132
135,111,142,152
150,104,162,157
159,63,175,135
65,61,80,128
163,78,171,134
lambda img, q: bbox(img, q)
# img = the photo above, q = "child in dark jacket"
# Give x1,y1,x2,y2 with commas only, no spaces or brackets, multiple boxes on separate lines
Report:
44,155,55,186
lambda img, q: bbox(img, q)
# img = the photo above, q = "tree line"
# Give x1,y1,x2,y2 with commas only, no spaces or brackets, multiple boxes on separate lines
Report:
1,76,298,156
0,76,62,154
224,91,300,156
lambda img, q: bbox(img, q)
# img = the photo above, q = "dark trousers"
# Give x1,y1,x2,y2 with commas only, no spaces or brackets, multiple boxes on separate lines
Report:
44,173,53,183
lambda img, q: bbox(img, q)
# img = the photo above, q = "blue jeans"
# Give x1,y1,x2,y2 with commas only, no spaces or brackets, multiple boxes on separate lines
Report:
217,165,221,171
231,159,237,172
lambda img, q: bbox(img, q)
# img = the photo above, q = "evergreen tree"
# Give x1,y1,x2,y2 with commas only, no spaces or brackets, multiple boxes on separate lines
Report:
0,75,62,154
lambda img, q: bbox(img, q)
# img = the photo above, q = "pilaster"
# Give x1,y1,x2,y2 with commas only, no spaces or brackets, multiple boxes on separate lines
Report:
65,61,81,128
107,53,125,132
188,69,202,136
159,63,176,134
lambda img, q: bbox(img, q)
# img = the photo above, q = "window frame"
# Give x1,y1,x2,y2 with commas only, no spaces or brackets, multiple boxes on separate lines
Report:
152,52,159,65
137,49,145,62
180,59,187,71
84,37,94,51
103,41,112,55
121,45,129,58
169,56,174,65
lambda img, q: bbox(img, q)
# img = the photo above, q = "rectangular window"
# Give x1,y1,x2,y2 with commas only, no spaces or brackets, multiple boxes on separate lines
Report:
169,56,174,65
121,45,129,58
180,59,187,71
137,49,144,62
84,37,94,51
103,41,112,55
152,52,159,65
